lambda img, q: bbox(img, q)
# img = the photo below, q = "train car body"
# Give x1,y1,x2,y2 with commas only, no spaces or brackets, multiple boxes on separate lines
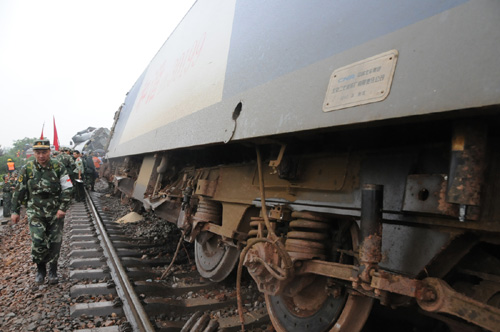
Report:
106,1,500,331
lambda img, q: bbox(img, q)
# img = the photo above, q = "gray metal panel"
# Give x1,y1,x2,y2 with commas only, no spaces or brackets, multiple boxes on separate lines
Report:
222,0,467,98
379,224,451,277
108,0,500,158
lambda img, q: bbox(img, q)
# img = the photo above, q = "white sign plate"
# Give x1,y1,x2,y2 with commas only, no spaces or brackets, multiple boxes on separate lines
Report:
323,50,398,112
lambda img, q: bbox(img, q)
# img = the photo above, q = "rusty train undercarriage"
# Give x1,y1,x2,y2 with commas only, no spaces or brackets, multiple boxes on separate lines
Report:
109,116,500,332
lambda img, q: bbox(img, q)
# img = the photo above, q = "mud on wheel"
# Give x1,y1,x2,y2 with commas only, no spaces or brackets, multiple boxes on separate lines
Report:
265,220,373,332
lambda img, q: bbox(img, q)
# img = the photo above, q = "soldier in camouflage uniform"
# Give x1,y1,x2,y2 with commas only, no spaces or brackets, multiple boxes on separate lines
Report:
2,174,15,217
73,150,85,202
57,147,76,191
83,152,96,191
11,139,73,284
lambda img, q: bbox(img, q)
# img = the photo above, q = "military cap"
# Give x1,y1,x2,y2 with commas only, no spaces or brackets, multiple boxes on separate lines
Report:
33,138,51,150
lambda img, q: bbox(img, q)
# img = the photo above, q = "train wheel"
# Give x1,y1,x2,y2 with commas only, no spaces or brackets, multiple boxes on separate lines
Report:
265,222,374,332
194,231,240,282
265,286,373,332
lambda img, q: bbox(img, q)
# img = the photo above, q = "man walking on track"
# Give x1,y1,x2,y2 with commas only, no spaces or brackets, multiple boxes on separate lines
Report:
72,150,85,201
10,138,73,284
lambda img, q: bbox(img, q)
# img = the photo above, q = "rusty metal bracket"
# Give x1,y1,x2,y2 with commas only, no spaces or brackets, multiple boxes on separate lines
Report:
268,204,291,221
417,278,500,332
201,222,243,241
370,271,426,299
295,258,500,331
371,272,500,331
296,259,358,282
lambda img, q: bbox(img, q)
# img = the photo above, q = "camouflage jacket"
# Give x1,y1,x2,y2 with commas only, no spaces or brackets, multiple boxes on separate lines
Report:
57,152,76,175
11,159,73,217
74,156,84,175
2,179,15,193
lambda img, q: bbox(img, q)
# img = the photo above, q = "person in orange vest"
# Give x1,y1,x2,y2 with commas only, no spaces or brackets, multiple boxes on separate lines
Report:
7,158,15,174
92,152,102,171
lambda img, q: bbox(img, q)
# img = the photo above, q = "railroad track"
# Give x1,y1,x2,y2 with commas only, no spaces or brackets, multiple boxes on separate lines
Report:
67,190,269,332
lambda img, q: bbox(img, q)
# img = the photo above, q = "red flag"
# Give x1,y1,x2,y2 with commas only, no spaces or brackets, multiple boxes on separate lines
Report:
40,122,45,139
53,116,60,151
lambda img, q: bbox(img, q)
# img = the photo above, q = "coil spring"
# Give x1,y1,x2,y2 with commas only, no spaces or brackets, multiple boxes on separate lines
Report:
193,197,222,224
285,211,330,260
248,217,268,239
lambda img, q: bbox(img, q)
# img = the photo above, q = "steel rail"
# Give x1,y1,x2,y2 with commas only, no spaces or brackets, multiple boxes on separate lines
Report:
84,189,155,332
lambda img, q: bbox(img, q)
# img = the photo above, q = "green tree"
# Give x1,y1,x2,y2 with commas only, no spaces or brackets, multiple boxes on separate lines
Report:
0,137,37,177
12,137,37,155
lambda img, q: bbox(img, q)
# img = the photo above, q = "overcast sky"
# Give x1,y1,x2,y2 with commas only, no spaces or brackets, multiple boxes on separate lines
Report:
0,0,196,150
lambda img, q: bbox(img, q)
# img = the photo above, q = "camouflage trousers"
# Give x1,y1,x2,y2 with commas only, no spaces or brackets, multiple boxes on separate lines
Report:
84,172,96,191
74,180,85,202
2,192,11,217
28,213,64,264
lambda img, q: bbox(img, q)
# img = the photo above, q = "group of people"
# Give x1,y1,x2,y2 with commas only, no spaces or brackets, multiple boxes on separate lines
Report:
53,147,102,201
4,138,106,285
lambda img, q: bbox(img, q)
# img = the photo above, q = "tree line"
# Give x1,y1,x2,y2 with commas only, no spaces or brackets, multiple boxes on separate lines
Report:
0,137,37,178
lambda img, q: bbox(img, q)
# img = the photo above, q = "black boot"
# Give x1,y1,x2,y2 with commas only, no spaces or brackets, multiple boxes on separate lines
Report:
48,263,58,284
35,263,46,284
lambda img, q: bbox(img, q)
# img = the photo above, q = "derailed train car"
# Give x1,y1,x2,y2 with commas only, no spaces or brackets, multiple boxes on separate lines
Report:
106,1,500,330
